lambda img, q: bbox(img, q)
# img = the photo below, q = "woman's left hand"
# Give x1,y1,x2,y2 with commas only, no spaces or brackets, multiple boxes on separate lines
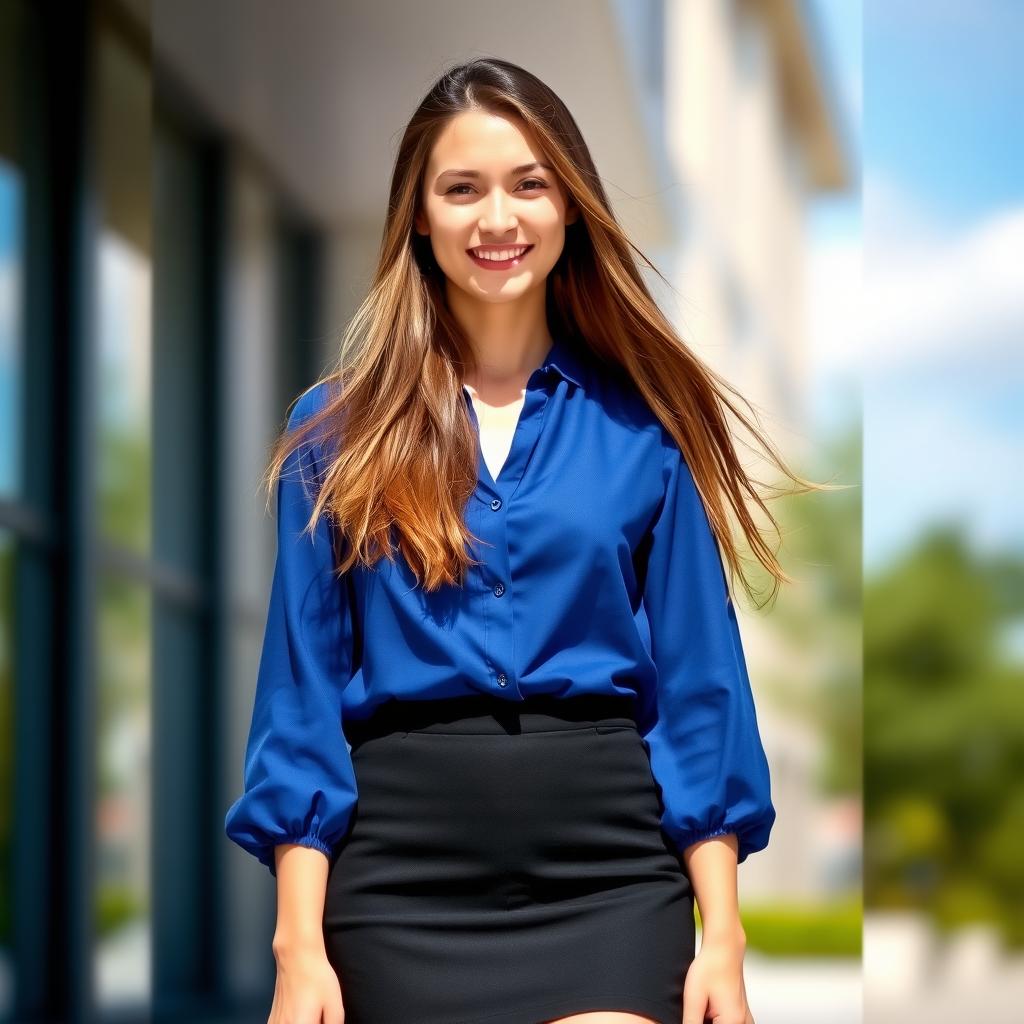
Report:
681,927,754,1024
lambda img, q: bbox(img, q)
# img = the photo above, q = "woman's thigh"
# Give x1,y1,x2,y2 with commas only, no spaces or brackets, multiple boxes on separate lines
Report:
543,1014,661,1024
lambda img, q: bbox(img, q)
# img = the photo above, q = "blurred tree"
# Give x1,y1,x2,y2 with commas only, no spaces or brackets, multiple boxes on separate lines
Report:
864,525,1024,946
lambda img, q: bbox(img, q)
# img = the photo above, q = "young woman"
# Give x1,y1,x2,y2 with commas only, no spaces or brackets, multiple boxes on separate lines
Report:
225,57,816,1024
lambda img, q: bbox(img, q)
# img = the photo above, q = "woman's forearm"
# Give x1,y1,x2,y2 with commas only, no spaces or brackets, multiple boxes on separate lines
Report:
682,832,747,944
271,844,331,958
272,834,748,954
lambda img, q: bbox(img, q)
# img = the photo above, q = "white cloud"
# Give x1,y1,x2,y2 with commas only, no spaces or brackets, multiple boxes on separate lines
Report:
0,257,20,361
863,180,1024,375
861,171,1024,564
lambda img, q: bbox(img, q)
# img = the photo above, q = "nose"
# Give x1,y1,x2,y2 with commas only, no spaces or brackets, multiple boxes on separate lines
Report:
478,189,518,234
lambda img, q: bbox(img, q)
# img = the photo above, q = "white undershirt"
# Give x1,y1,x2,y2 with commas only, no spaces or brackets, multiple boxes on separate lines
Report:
465,384,526,482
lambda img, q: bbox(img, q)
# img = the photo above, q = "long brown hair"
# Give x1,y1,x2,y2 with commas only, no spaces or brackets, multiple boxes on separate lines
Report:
266,56,829,607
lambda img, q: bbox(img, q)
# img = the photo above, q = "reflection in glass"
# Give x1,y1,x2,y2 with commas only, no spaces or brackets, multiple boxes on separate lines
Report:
92,23,153,1011
94,573,151,1006
0,161,24,499
0,3,24,1011
96,231,152,555
0,532,12,1012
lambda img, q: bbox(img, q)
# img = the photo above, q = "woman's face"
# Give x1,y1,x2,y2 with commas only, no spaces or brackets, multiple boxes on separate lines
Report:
415,109,578,304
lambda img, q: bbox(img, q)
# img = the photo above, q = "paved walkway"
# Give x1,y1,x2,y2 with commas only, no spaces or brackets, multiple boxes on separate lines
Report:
743,951,862,1024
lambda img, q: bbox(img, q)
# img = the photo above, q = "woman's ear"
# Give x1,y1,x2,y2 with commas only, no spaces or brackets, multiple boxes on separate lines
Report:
565,202,581,227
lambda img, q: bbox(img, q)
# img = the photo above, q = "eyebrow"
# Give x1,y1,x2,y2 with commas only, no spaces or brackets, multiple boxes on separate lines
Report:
436,161,554,181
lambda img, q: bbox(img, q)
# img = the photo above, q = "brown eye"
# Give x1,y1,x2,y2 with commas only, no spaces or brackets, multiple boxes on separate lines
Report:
444,179,549,196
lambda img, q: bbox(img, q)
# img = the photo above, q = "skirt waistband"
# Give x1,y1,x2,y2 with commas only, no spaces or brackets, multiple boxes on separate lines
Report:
344,692,637,747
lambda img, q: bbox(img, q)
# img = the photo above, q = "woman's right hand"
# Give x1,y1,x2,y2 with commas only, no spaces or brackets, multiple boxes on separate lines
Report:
270,844,341,1022
268,943,345,1024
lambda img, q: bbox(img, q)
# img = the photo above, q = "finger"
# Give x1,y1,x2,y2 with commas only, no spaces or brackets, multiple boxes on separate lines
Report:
323,997,346,1024
681,986,707,1024
709,1011,747,1024
267,981,279,1024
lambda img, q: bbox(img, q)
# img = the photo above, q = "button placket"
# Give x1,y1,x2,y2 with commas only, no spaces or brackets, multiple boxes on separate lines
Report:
464,378,556,696
486,495,516,693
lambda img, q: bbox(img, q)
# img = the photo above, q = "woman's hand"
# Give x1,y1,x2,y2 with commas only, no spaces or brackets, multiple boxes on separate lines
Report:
268,938,346,1024
270,844,341,1022
681,925,754,1024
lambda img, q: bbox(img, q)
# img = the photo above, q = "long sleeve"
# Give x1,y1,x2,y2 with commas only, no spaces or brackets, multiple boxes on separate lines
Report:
637,428,776,865
224,390,358,877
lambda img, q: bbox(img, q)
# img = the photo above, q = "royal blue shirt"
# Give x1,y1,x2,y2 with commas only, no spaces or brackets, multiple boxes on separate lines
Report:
224,332,776,876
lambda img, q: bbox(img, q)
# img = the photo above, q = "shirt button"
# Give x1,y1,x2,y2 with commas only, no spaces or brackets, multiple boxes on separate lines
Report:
493,582,505,597
497,672,507,687
490,498,502,511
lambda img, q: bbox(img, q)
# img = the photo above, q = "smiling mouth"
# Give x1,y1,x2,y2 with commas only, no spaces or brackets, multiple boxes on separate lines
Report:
466,244,534,269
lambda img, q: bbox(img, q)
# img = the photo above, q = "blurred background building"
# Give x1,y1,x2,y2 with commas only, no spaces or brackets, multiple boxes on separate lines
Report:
0,0,861,1020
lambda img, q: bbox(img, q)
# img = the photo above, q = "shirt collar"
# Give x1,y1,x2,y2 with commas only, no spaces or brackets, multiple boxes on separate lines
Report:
541,331,587,390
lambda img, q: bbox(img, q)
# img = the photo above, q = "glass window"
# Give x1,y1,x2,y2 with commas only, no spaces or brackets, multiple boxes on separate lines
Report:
92,23,153,1011
0,0,25,501
0,0,26,1007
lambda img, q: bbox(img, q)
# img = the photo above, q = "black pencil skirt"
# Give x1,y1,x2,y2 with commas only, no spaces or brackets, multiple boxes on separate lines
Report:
322,692,696,1024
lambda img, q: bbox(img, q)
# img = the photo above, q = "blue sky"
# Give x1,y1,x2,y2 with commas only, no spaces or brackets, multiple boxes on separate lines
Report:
807,0,1024,568
863,1,1024,229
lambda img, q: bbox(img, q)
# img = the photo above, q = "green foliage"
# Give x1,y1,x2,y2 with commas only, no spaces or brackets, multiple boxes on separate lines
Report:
702,899,862,958
96,883,144,938
865,525,1024,948
866,530,996,686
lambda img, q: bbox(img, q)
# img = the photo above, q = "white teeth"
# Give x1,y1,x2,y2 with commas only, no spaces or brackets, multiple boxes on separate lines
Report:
473,246,528,261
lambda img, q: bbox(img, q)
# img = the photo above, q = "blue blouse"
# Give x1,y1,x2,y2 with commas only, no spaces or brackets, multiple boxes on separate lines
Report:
224,332,776,876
